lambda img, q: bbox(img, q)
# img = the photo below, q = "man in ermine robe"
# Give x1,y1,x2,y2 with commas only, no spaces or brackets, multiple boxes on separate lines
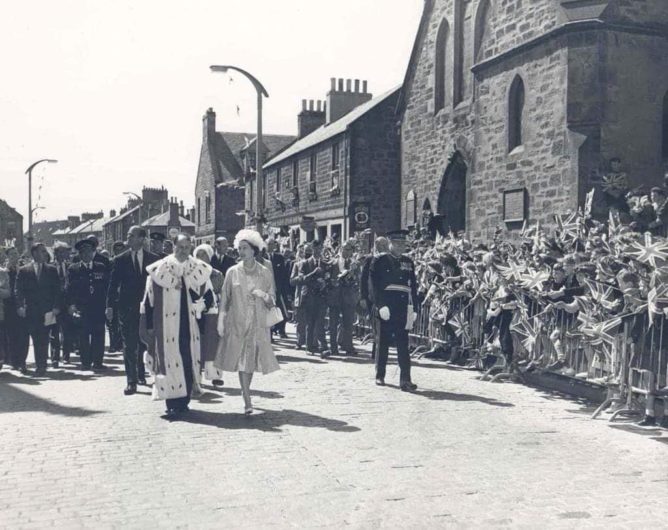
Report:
140,234,213,417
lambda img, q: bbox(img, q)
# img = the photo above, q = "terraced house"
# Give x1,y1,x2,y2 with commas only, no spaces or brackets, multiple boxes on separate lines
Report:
399,0,668,240
257,79,401,244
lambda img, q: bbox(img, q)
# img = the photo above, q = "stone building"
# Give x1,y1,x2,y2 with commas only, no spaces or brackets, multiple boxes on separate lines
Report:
0,199,23,250
141,197,196,239
398,0,668,240
103,186,170,250
194,108,295,244
258,79,401,244
30,219,70,248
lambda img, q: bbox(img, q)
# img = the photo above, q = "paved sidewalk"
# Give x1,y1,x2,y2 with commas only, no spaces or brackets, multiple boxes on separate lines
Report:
1,330,668,529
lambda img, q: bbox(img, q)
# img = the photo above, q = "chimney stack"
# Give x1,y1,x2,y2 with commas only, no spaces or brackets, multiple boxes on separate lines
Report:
297,98,326,139
326,77,372,124
169,198,179,227
203,107,216,139
179,200,184,217
109,209,117,218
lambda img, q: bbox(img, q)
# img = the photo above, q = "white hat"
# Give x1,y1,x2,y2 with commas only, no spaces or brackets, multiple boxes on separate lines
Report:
234,229,266,252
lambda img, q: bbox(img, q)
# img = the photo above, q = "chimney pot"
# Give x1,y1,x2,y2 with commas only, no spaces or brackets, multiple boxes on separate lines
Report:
302,99,307,110
354,79,360,92
346,79,352,92
362,80,368,93
309,99,314,111
338,78,344,91
330,77,336,91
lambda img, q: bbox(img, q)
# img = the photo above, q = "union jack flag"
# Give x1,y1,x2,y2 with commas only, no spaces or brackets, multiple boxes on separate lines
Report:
510,316,540,352
583,278,618,311
630,232,668,268
496,260,526,282
579,316,622,347
555,211,581,242
448,311,471,342
519,268,550,291
647,285,668,327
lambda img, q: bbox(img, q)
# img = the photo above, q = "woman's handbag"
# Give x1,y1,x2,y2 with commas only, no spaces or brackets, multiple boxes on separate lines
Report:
266,305,284,328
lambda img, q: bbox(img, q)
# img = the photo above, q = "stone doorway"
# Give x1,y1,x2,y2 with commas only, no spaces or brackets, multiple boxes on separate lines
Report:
436,151,467,234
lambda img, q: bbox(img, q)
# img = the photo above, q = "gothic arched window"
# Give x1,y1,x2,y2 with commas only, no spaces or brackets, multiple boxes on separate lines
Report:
435,18,449,113
405,190,417,227
474,0,491,62
508,75,525,152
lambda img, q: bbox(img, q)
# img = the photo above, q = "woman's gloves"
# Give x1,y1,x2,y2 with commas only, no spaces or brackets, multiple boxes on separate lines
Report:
251,288,272,305
379,306,391,321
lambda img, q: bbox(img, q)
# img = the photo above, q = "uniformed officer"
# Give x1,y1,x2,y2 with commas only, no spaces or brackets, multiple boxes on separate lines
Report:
67,239,111,370
149,232,168,259
369,230,418,391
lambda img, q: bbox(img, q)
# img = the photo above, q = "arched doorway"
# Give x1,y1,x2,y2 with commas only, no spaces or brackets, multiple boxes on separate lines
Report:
437,150,467,234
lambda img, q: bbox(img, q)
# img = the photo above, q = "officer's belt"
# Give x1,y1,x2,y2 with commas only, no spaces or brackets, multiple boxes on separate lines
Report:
384,284,411,293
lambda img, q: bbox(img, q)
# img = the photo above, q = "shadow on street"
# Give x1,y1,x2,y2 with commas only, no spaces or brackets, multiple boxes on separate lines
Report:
0,378,104,417
168,407,361,433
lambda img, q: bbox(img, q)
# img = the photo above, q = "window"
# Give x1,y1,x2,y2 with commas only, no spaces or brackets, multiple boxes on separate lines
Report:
292,159,299,188
249,180,254,210
332,142,340,171
205,193,211,224
197,197,201,226
405,190,416,227
663,91,668,160
453,0,473,106
262,174,267,208
435,18,449,113
309,152,317,195
474,0,491,62
508,75,525,152
276,169,281,193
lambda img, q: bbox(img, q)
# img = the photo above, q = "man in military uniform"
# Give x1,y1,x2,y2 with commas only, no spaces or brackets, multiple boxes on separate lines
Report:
360,236,389,361
369,230,418,391
67,239,110,370
50,241,74,366
149,232,168,259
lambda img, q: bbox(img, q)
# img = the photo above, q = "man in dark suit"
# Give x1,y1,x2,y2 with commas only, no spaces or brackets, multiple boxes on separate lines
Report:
267,239,290,339
211,237,236,277
50,241,74,366
68,239,110,370
86,235,112,271
107,241,127,352
5,247,29,372
15,243,62,376
106,226,159,395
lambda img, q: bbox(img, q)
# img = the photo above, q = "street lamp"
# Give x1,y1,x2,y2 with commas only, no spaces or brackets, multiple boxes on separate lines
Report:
25,158,57,240
123,191,143,223
210,64,269,233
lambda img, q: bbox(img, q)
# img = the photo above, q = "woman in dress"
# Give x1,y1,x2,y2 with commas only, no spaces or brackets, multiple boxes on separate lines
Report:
194,244,225,387
214,230,280,414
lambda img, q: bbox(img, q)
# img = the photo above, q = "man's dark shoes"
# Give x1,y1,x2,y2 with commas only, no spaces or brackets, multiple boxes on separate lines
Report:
124,383,137,396
92,364,107,371
138,377,147,385
80,364,92,371
637,415,656,427
51,361,59,368
375,378,385,386
279,333,288,339
400,381,418,392
34,368,47,377
660,417,668,429
19,365,28,375
212,379,224,387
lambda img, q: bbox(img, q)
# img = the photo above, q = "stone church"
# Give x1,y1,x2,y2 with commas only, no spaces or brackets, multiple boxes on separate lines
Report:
398,0,668,240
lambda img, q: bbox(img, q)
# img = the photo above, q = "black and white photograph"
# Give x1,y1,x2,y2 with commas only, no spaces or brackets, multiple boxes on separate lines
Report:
2,0,668,527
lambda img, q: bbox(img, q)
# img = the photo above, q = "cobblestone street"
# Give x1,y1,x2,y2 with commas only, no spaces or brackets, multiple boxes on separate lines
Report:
1,328,667,529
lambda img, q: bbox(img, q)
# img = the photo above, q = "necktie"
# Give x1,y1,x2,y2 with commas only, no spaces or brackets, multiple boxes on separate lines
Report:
36,264,42,280
134,252,141,276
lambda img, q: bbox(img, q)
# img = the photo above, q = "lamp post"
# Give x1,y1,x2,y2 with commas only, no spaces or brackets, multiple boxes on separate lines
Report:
25,158,57,241
210,65,269,233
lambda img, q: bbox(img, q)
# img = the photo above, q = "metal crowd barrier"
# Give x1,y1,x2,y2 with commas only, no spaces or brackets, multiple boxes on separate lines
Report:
351,294,668,419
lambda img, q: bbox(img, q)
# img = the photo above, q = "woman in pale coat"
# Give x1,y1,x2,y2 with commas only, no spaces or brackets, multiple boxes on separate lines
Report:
214,230,280,414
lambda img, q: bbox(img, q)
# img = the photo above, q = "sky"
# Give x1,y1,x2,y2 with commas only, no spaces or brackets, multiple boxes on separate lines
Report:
0,0,423,225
